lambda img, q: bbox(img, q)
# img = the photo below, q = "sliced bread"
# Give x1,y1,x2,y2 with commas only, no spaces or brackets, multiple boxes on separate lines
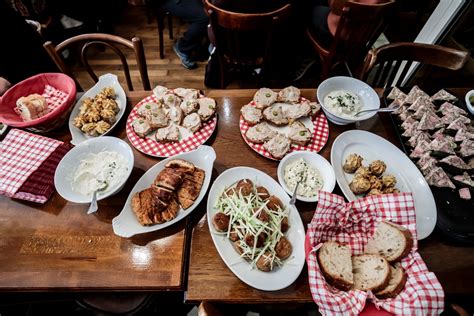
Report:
317,241,354,291
374,264,407,299
364,221,413,262
352,254,391,292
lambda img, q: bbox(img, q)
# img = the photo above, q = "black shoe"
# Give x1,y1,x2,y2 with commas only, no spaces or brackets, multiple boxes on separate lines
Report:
173,43,197,70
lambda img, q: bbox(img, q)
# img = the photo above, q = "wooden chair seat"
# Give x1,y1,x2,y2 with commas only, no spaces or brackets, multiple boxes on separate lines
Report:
360,42,469,87
43,33,151,91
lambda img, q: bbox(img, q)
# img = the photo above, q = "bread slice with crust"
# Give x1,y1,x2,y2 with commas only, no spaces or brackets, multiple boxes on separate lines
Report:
375,264,407,299
364,221,413,262
352,254,391,292
317,241,354,291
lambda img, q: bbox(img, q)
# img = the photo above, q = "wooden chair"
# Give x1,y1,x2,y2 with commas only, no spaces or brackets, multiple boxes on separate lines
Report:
204,0,292,88
360,42,469,88
144,0,174,59
43,33,151,91
306,0,396,81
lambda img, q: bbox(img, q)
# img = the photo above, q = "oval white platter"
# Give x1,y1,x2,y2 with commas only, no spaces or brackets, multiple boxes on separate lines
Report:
330,130,437,240
206,167,305,291
68,73,127,145
112,145,216,238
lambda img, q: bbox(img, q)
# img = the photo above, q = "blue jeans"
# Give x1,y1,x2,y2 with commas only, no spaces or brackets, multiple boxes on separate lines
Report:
162,0,209,55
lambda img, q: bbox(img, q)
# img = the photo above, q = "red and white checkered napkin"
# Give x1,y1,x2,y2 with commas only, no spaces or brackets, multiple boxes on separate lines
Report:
306,191,444,316
43,84,69,112
239,99,329,161
0,129,66,203
126,94,217,157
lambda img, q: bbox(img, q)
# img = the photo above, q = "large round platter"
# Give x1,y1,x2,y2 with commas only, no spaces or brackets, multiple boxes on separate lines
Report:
206,167,305,291
126,95,217,158
239,98,329,161
330,130,437,240
112,145,216,238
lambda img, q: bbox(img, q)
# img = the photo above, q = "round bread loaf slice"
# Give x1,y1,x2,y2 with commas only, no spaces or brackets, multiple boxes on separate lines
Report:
364,221,413,262
352,254,390,292
375,264,407,299
317,241,354,291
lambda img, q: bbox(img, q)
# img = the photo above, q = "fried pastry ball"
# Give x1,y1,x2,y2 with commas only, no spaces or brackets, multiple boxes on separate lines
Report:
367,189,383,196
383,187,400,194
256,186,270,200
382,175,397,188
369,160,387,177
236,179,254,196
275,236,292,260
256,252,274,272
232,240,246,257
244,232,266,248
253,207,270,222
355,166,371,179
212,212,230,232
369,175,383,191
223,187,237,197
343,154,363,173
281,217,289,233
229,227,242,242
349,175,371,195
266,195,283,211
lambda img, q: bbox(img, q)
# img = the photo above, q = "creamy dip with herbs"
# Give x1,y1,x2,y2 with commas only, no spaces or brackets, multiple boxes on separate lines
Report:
324,90,362,118
284,158,323,198
71,151,128,196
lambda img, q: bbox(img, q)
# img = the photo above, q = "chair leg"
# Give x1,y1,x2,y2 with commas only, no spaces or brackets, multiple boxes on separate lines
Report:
156,11,165,59
145,0,153,24
167,13,173,40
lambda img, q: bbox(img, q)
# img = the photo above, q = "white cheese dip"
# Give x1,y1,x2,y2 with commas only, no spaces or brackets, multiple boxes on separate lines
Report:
71,151,129,196
324,90,362,118
284,158,323,198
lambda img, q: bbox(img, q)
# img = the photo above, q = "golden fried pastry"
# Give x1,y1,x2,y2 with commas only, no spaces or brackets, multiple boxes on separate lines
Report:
369,175,383,191
343,154,363,173
367,189,383,196
369,160,387,177
382,175,397,188
383,187,400,194
74,87,117,135
349,175,371,195
355,166,371,179
81,122,98,136
100,108,116,123
95,120,111,135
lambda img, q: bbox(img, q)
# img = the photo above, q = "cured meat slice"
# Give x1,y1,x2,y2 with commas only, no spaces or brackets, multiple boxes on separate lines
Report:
417,111,443,131
459,139,474,158
420,158,438,176
407,131,430,148
413,106,436,120
453,172,474,189
425,167,455,189
455,128,474,142
430,89,457,102
446,117,469,132
393,104,408,115
430,136,456,156
402,122,419,137
459,188,471,200
416,154,437,169
401,116,418,130
407,96,434,112
405,86,430,104
432,128,445,138
438,102,468,116
441,112,470,125
409,140,431,159
387,87,407,102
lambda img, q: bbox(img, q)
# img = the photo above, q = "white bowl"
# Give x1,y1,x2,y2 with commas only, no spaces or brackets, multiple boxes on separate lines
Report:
55,136,134,203
277,151,336,202
465,89,474,115
317,76,380,125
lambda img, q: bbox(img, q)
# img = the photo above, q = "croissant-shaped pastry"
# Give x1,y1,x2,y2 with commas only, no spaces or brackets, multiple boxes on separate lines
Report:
369,160,386,177
343,154,363,173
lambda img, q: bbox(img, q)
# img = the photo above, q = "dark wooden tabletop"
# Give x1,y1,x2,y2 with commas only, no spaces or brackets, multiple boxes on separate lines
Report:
184,88,474,303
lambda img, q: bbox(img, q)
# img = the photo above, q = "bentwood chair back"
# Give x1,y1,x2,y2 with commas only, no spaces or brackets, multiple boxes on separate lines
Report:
360,42,469,88
306,0,396,81
43,33,151,91
204,0,292,88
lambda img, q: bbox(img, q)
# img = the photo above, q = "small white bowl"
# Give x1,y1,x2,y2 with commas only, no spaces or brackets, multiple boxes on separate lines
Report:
465,89,474,115
55,136,134,203
317,76,380,125
277,151,336,202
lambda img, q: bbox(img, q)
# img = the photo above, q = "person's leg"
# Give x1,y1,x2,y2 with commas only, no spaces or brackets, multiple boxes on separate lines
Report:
310,5,333,47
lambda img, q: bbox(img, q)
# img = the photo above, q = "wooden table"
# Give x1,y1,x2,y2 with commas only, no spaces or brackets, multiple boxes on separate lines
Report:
185,88,474,304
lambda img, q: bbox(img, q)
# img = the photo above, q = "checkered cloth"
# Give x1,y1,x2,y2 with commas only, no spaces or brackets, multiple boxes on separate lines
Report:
0,129,71,203
126,95,217,157
239,99,329,161
306,191,444,316
43,84,69,112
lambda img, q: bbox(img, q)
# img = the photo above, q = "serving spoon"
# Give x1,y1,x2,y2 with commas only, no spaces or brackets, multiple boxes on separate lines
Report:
289,181,300,206
354,103,401,117
87,182,108,214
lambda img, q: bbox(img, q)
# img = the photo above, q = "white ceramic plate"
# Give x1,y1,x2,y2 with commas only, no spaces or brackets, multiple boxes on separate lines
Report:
465,89,474,115
330,130,436,240
54,136,134,203
207,167,305,291
68,73,127,145
277,151,336,202
112,145,216,238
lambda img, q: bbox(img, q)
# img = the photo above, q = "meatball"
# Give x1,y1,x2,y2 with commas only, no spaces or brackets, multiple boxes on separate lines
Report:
275,236,292,260
212,212,230,232
369,160,387,177
349,175,371,195
233,241,249,260
252,207,270,222
223,187,237,197
266,195,283,211
369,175,383,191
281,217,289,233
229,227,241,242
256,186,270,200
236,179,254,196
256,252,274,272
244,232,266,248
382,174,397,188
367,189,383,196
355,166,371,179
383,187,400,194
343,154,363,173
